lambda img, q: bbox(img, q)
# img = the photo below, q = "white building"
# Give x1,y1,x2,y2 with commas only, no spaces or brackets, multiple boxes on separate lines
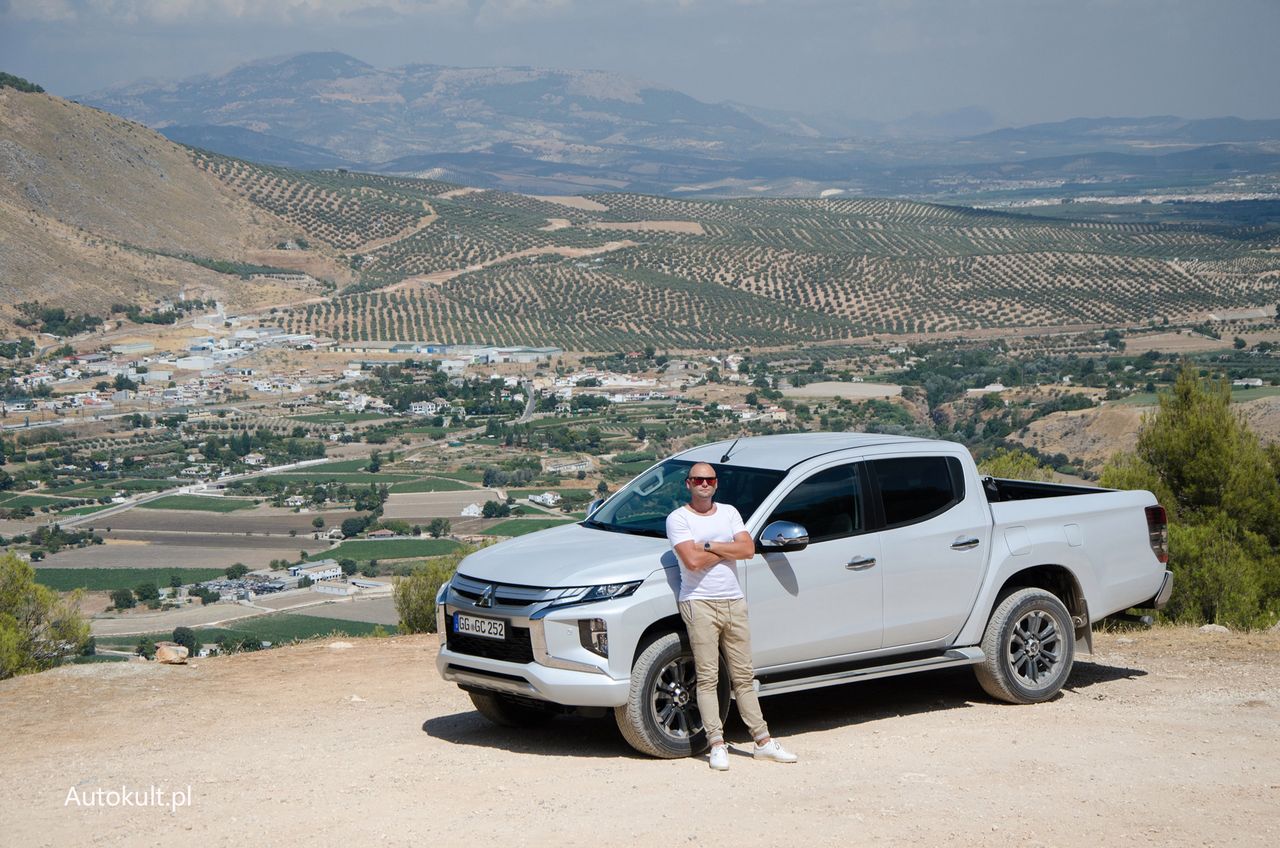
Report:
528,492,562,507
290,559,342,581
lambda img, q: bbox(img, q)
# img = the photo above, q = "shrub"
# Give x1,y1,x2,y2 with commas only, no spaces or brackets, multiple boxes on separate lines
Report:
394,545,475,634
0,553,89,678
978,448,1053,481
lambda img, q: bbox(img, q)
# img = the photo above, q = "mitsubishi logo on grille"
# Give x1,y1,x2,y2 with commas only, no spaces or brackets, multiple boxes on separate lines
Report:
476,584,496,608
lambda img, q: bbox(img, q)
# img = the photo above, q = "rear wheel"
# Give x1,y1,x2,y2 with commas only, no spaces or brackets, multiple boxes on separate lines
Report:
975,588,1075,704
469,691,555,728
614,631,729,758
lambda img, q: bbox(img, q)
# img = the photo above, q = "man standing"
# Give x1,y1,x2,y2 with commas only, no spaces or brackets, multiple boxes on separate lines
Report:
665,461,798,770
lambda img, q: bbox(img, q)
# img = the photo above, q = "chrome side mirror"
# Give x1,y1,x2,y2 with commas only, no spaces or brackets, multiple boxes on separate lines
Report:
758,520,809,552
586,498,604,518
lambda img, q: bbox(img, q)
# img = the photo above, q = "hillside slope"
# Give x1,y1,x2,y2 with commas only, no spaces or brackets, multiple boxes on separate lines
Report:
0,87,346,316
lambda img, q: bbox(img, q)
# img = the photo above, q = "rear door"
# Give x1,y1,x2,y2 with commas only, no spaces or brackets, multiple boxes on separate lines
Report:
871,455,991,648
744,462,883,667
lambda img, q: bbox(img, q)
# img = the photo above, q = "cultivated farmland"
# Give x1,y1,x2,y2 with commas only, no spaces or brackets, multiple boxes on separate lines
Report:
186,151,1280,349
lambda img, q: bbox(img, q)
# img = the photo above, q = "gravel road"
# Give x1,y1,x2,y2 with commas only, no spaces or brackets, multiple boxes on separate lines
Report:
2,627,1276,847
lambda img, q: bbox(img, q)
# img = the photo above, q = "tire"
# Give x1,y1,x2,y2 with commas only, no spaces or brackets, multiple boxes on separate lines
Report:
613,631,730,759
975,588,1075,704
469,691,554,728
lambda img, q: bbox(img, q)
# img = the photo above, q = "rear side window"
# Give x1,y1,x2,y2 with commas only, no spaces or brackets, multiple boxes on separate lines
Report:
871,456,964,528
766,464,862,544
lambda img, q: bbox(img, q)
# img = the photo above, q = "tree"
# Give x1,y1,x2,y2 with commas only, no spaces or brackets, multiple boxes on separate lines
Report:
225,563,249,580
136,637,156,660
596,480,610,496
340,558,358,576
427,518,451,538
172,626,198,656
311,516,326,529
134,582,160,603
341,516,368,538
110,587,136,610
0,553,89,679
367,451,382,473
1100,365,1280,627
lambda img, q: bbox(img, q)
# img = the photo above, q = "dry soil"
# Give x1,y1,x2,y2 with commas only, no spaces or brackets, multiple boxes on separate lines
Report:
2,626,1277,847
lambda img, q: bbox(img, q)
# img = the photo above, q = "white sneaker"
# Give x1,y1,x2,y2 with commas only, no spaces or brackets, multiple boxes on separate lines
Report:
708,744,729,771
753,738,798,763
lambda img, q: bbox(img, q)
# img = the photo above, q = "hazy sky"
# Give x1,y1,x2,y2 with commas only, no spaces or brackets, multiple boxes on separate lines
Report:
2,0,1278,125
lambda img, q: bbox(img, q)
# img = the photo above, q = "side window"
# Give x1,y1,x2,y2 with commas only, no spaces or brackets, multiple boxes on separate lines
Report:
872,456,964,528
765,464,862,544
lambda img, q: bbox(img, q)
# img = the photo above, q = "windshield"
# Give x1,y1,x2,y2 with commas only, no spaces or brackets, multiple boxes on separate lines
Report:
585,459,787,538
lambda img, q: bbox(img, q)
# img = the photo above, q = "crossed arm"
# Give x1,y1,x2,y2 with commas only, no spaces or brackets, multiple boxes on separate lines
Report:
673,531,755,571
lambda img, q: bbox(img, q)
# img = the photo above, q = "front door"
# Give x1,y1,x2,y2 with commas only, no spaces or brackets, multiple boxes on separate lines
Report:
743,462,883,668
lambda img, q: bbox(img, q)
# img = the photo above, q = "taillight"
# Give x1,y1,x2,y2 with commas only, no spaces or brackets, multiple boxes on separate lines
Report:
1145,505,1168,564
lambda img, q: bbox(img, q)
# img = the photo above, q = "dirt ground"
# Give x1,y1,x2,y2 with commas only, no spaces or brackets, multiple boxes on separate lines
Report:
2,626,1277,847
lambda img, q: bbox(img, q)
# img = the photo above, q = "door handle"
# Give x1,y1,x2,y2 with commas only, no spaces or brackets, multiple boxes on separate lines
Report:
951,537,981,550
846,556,877,570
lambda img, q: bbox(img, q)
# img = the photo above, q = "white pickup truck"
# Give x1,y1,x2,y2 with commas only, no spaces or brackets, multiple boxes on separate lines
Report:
436,433,1172,758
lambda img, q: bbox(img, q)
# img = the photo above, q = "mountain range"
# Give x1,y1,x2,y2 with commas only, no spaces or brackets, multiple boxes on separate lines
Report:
77,52,1280,199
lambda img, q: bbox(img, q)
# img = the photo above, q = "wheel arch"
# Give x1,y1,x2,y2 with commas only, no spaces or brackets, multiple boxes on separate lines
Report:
991,563,1091,653
630,614,687,666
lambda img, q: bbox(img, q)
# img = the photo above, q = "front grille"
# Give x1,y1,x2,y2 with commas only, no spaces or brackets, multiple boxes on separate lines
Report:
451,574,570,609
446,622,535,664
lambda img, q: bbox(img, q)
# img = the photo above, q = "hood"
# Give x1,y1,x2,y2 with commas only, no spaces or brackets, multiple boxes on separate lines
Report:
456,523,673,587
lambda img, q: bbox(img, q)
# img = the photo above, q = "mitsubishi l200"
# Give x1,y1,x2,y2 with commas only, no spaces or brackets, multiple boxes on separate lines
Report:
436,433,1172,758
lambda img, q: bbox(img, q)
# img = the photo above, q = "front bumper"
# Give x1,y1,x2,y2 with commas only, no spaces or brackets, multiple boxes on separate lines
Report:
437,646,630,708
436,599,631,708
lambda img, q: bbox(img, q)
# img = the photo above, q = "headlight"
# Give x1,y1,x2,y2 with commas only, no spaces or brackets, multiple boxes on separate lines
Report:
577,581,642,604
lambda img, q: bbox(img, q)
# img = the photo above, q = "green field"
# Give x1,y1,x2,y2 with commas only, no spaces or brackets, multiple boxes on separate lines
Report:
95,612,397,648
34,567,226,591
485,519,576,537
263,471,416,485
323,538,460,561
140,495,258,512
307,458,377,472
388,476,473,493
291,412,389,424
0,493,83,509
1115,384,1280,407
432,469,485,483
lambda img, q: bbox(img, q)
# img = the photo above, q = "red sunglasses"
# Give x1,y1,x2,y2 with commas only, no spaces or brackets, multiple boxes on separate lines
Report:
687,476,718,486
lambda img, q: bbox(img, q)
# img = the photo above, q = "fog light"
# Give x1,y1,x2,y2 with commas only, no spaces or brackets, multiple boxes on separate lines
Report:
578,618,608,657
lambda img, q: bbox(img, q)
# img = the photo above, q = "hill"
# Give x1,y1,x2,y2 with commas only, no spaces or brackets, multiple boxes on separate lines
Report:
0,87,350,318
5,86,1279,348
2,628,1277,845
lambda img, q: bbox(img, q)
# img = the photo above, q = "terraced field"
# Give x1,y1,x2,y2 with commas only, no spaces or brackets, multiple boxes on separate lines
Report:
190,151,1280,349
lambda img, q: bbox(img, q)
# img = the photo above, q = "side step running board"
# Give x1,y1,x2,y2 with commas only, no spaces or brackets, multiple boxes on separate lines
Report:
756,647,985,697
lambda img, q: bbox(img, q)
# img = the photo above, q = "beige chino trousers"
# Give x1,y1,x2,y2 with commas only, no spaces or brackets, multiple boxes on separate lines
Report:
678,597,769,746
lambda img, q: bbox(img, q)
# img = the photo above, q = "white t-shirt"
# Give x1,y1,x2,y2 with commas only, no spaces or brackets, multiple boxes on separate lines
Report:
666,502,748,602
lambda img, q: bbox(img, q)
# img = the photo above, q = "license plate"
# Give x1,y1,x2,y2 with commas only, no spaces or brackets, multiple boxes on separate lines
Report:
453,612,505,640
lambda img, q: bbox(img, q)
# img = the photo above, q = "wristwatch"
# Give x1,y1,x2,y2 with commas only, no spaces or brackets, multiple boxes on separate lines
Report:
703,541,712,551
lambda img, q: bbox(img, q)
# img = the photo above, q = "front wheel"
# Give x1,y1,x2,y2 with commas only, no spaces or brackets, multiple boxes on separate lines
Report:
975,588,1075,704
614,631,729,758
